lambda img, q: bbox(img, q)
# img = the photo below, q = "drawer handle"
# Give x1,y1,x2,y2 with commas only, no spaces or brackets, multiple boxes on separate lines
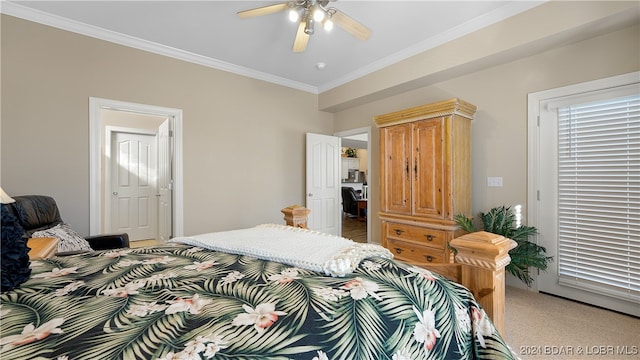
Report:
394,229,404,235
424,255,434,262
424,234,435,241
394,247,403,254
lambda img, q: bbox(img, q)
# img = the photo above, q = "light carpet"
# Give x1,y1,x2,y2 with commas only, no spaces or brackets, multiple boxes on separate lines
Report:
505,286,639,360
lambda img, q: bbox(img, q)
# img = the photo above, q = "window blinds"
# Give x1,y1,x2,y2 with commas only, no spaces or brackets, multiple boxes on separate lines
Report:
557,93,640,303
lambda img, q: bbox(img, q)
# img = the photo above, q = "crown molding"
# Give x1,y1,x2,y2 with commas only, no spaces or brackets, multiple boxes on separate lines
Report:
0,1,319,94
1,1,545,95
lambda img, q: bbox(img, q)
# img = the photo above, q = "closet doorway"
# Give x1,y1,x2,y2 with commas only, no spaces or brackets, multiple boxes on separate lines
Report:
89,98,184,242
106,126,160,241
335,127,371,244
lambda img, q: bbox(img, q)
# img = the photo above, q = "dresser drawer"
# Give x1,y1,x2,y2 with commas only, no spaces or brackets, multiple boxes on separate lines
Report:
385,223,447,249
386,238,446,264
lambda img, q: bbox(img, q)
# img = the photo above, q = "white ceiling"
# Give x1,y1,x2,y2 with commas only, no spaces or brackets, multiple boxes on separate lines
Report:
3,1,545,93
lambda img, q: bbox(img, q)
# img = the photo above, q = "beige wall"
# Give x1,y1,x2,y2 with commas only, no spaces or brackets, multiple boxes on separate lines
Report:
1,15,333,236
333,24,639,243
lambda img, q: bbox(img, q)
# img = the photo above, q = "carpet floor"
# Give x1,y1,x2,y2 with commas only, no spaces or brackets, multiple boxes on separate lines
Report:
505,286,639,360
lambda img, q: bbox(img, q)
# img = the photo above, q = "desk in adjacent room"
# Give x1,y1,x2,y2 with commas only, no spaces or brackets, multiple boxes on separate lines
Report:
356,199,367,221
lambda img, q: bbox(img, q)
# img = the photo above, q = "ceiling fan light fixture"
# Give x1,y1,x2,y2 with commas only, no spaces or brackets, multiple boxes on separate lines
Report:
323,18,333,31
304,17,315,35
237,0,371,53
312,6,325,22
288,6,303,22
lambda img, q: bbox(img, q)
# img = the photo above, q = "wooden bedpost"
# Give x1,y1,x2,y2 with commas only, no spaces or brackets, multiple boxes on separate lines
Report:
450,231,517,338
281,205,311,228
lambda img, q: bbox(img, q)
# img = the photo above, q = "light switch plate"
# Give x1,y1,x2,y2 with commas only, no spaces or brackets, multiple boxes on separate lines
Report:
487,177,503,187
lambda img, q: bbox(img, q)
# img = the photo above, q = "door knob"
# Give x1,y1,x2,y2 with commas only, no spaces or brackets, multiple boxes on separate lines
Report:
308,193,313,197
112,192,118,196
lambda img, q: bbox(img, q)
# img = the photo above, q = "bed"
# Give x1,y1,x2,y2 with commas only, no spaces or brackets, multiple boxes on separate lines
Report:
1,208,517,360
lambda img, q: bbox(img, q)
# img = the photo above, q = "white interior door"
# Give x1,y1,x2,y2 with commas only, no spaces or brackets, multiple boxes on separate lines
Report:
306,133,341,235
157,119,172,242
111,131,158,241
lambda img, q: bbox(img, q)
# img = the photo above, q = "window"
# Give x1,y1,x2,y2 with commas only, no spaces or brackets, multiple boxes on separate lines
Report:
556,92,639,303
530,72,640,316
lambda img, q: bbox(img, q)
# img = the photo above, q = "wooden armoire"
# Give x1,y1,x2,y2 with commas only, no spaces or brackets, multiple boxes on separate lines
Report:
374,98,477,264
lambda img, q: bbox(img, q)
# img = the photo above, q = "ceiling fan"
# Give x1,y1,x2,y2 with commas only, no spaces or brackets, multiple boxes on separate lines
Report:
237,0,371,52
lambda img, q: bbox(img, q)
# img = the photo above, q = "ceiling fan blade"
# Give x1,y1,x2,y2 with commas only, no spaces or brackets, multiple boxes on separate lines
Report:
331,10,371,41
237,3,288,19
293,21,310,52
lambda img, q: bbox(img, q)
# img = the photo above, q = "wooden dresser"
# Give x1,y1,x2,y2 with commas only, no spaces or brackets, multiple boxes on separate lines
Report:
375,98,476,264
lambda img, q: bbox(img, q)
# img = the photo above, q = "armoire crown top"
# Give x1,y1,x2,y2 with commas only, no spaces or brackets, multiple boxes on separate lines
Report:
374,98,477,127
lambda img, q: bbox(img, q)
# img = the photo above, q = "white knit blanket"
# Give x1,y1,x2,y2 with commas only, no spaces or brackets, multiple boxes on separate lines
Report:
170,224,393,277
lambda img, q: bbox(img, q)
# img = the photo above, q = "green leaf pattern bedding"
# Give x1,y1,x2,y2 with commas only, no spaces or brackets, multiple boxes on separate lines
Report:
0,244,515,359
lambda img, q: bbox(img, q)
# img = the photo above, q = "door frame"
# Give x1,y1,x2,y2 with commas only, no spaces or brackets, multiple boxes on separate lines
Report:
104,126,159,240
334,126,372,243
89,97,184,238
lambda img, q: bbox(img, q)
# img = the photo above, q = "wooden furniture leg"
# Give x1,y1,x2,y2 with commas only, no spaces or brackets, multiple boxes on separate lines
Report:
400,231,517,339
450,231,517,338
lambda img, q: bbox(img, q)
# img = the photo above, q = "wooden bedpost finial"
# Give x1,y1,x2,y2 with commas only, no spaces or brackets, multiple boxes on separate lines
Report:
450,231,517,339
281,205,310,229
450,231,517,270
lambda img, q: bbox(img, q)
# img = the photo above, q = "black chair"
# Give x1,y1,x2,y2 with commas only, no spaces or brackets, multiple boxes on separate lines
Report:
341,187,360,217
6,195,129,251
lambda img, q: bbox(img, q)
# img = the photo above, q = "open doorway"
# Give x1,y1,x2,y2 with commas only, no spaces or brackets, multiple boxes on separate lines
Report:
335,127,371,243
89,98,184,242
103,114,164,243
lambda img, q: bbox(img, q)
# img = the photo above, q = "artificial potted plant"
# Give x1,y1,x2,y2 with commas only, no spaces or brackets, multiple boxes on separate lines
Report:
455,205,553,287
345,148,357,158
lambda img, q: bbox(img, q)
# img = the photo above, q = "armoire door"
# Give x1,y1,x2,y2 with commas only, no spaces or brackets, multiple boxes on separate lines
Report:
412,118,444,218
380,123,412,214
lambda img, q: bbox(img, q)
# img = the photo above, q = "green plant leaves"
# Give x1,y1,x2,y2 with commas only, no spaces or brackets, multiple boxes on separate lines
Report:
455,205,553,287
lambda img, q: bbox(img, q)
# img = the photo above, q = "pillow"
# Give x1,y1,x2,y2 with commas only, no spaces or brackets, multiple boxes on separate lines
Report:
1,204,31,292
32,223,93,253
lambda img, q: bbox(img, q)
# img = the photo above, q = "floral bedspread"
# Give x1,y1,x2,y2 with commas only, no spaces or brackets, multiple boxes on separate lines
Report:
0,244,515,359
